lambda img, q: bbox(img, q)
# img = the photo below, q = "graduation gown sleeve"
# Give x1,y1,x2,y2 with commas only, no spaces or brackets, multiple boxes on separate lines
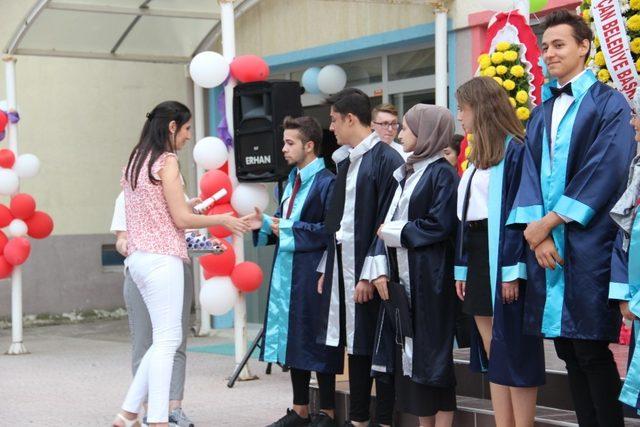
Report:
552,99,635,226
609,230,632,302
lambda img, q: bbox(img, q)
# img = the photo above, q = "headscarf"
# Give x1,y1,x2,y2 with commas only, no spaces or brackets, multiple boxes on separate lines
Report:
403,104,455,175
609,89,640,246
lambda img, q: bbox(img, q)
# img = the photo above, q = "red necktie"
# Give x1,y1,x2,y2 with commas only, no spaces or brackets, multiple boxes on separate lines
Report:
285,174,302,219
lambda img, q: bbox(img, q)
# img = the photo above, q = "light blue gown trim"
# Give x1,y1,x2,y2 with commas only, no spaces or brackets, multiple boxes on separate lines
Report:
256,214,273,247
487,136,510,309
621,216,640,410
506,204,544,225
454,266,468,281
553,195,596,226
501,262,528,282
609,281,632,301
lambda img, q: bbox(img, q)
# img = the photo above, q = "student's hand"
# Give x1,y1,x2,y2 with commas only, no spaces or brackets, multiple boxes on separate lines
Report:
221,212,251,235
187,197,204,214
115,238,128,257
373,275,390,301
270,217,280,237
534,236,564,270
501,280,519,304
354,280,374,304
524,219,551,249
317,274,324,294
620,301,637,321
242,207,264,231
377,224,385,239
455,280,466,301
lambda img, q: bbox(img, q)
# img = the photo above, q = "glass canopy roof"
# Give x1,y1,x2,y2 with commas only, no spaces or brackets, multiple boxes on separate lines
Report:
3,0,249,63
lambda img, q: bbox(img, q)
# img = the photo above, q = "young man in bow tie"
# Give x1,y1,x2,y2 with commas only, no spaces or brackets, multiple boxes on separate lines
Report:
507,10,635,426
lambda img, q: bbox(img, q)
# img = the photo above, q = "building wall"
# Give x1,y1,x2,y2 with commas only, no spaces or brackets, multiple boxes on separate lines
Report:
0,1,194,316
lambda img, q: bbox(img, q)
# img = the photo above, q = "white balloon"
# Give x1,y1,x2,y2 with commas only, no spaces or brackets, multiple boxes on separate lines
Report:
189,51,229,89
0,169,18,195
193,137,228,170
317,65,348,95
7,219,27,237
199,276,238,315
230,183,270,216
14,154,40,178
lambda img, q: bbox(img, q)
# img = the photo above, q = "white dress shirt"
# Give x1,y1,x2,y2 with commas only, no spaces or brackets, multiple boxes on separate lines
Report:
456,165,490,221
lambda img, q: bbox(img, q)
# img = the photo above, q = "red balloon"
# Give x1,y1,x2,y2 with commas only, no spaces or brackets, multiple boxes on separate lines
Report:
0,149,15,168
25,211,53,239
0,204,13,228
0,256,13,279
218,162,229,175
230,55,270,83
0,111,7,131
199,170,232,203
10,193,36,220
200,240,235,278
0,231,8,253
230,261,264,293
4,237,30,266
207,203,236,238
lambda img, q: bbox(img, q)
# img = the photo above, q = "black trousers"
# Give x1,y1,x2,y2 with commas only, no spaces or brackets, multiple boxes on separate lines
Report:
290,368,336,410
553,338,624,427
348,354,395,424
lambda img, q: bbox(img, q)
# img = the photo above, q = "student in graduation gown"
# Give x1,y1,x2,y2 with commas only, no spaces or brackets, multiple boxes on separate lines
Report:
363,104,458,427
507,11,636,426
249,116,343,427
454,77,545,427
317,88,404,427
609,91,640,415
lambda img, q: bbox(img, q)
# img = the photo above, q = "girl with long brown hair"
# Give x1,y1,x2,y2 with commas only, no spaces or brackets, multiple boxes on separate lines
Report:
454,77,545,426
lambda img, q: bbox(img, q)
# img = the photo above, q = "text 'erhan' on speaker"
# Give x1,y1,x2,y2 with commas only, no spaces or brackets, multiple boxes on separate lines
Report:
233,80,304,182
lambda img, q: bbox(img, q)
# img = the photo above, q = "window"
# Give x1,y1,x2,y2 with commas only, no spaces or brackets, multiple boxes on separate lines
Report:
388,47,436,80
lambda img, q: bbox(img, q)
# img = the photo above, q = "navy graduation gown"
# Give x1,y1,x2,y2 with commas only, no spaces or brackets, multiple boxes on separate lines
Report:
366,157,458,387
455,137,545,387
508,70,636,341
317,134,404,355
254,158,343,373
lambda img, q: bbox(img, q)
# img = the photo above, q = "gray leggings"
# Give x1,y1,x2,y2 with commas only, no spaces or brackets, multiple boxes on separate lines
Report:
123,267,194,401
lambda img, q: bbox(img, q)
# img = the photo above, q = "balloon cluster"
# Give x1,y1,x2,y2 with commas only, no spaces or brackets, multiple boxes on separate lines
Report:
301,64,348,95
0,109,53,279
0,194,53,278
189,52,270,88
192,133,269,316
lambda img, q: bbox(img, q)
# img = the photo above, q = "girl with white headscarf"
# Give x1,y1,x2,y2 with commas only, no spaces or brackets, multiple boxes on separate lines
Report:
362,103,459,426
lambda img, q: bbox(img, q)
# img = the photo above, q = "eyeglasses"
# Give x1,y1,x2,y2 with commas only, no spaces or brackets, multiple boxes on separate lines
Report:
372,121,401,130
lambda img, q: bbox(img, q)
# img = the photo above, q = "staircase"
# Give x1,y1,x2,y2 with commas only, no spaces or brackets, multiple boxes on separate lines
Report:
309,341,640,426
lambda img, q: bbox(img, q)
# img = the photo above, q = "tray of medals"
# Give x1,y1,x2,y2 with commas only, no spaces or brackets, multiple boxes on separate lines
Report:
186,231,225,255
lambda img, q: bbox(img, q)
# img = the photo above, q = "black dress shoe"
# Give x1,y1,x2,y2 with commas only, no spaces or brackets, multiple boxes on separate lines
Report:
310,411,337,427
266,409,311,427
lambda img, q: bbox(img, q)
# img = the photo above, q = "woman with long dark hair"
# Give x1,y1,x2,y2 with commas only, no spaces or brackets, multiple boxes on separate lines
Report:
113,101,250,427
454,77,544,426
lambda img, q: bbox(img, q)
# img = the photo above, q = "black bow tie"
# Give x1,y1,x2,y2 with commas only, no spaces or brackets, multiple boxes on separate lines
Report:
550,83,573,98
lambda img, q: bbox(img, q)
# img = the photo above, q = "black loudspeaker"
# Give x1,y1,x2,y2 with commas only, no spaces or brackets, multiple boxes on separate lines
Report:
233,80,303,182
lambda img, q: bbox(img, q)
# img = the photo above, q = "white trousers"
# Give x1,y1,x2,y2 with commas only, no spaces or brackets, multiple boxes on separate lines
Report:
121,251,184,423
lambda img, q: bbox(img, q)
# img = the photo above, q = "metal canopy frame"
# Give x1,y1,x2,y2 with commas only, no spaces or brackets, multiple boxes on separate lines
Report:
3,0,247,64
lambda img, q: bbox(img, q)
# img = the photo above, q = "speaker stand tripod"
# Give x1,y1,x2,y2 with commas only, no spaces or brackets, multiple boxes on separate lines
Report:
227,326,288,388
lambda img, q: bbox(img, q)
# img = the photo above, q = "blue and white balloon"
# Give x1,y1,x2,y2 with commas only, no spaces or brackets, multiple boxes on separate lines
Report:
301,67,322,94
317,65,347,95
